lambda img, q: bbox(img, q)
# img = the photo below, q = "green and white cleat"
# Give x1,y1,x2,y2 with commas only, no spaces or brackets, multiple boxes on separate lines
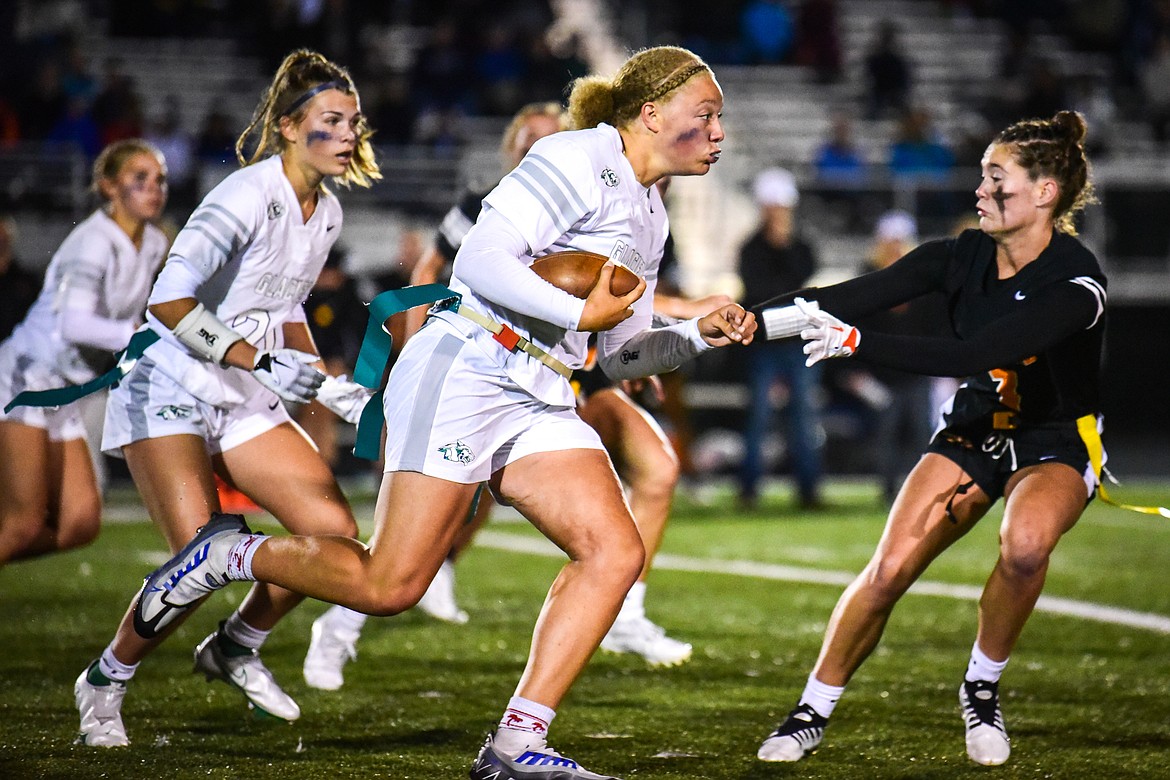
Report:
193,627,300,721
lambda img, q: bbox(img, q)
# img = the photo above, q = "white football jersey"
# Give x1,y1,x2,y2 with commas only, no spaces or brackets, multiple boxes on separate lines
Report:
143,155,342,406
6,209,167,383
440,123,667,406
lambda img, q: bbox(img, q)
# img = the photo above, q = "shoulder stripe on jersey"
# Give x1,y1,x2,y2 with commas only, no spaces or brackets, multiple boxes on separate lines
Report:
527,153,588,214
202,203,251,239
438,204,474,248
1069,276,1106,329
512,166,572,235
187,209,248,254
186,224,232,258
515,158,585,233
58,258,104,283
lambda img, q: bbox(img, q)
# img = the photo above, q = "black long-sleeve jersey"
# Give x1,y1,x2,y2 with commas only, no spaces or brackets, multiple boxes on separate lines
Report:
757,229,1107,430
435,187,491,264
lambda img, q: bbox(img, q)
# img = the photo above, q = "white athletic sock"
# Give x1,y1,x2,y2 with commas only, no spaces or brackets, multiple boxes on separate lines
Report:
965,641,1009,683
618,581,647,621
800,674,845,719
222,611,270,650
225,535,265,581
98,644,138,683
494,696,556,755
321,604,368,634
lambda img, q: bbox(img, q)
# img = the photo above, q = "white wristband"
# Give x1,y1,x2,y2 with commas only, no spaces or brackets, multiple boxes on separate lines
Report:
171,302,243,364
763,300,819,340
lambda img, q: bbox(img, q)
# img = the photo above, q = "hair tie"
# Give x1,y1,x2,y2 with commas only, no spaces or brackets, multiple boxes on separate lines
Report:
282,79,347,116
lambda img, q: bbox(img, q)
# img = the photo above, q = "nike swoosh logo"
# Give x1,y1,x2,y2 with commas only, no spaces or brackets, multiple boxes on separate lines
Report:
326,225,336,232
1014,290,1026,300
268,400,280,410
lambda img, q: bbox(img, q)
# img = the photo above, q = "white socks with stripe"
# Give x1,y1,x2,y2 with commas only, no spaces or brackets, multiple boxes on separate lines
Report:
494,696,556,755
223,611,269,650
225,535,265,581
799,674,845,719
98,644,139,683
966,641,1009,683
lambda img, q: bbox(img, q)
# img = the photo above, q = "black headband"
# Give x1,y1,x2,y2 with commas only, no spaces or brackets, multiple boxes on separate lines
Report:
282,80,347,116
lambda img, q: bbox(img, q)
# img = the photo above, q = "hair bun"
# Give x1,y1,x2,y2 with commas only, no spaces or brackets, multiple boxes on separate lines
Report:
1053,110,1087,145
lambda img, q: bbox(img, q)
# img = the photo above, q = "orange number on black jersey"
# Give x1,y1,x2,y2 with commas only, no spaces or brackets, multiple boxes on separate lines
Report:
989,368,1020,429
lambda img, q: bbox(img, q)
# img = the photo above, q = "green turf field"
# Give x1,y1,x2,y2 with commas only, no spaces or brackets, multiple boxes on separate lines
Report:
2,481,1169,779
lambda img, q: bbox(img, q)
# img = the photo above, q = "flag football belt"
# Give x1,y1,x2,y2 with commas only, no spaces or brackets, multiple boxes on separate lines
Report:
1075,414,1170,518
447,302,573,379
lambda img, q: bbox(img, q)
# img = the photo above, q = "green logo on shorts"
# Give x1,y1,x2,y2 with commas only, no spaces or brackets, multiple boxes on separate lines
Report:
437,440,474,464
156,405,193,421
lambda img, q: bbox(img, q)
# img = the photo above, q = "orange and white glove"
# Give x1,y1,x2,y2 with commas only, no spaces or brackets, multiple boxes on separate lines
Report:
796,297,860,367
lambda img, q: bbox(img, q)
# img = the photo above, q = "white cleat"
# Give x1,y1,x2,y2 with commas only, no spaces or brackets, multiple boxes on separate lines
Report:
757,703,826,762
75,666,129,747
416,558,469,624
303,613,360,691
193,629,300,721
960,679,1011,766
470,733,620,780
599,615,692,667
135,512,259,638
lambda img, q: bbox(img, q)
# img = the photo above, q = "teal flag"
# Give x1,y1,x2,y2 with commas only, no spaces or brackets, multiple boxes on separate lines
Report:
3,329,161,413
352,284,457,459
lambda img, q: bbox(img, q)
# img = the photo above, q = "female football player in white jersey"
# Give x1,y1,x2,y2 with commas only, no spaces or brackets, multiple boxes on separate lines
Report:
0,139,168,566
136,45,755,778
74,49,379,747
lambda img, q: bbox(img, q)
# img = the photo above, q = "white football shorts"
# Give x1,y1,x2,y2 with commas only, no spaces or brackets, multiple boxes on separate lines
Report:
0,341,87,441
102,352,291,457
383,318,603,483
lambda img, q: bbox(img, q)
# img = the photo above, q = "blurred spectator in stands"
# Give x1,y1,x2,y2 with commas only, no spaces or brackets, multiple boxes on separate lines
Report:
888,107,955,182
1068,73,1116,157
952,111,994,168
1141,32,1170,145
257,0,328,71
414,105,466,156
841,210,939,505
195,108,237,165
741,0,795,64
476,23,528,116
0,216,40,342
47,95,101,159
91,59,143,145
412,20,474,112
374,229,426,294
146,96,196,210
793,0,842,83
0,96,20,149
813,110,865,183
17,60,67,140
998,27,1037,84
863,21,912,119
1016,58,1069,121
296,245,368,471
61,41,98,110
737,168,824,510
369,75,417,147
524,32,588,103
371,228,426,369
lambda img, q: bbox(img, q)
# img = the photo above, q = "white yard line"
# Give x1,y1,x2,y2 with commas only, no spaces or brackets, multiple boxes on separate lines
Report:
474,530,1170,635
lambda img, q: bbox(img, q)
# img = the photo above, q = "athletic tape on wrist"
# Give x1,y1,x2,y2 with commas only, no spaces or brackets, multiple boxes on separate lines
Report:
172,302,243,365
764,301,818,340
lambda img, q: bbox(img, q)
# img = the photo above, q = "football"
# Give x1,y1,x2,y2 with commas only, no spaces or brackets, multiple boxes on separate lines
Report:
529,250,641,299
